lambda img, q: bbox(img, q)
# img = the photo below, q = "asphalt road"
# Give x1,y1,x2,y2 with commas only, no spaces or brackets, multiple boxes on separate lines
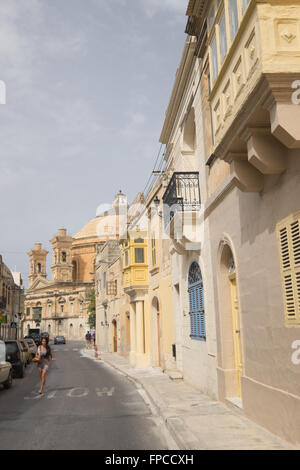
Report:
0,341,170,450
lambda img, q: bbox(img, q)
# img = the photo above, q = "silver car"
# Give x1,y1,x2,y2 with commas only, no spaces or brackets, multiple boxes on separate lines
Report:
0,340,13,389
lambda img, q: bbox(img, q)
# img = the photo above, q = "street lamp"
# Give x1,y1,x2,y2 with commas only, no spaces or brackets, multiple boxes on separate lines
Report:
153,196,163,218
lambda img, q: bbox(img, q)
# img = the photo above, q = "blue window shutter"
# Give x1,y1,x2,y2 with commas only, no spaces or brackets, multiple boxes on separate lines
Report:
188,266,206,341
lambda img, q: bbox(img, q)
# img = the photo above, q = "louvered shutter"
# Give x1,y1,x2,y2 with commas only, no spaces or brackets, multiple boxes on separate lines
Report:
277,213,300,326
188,275,206,341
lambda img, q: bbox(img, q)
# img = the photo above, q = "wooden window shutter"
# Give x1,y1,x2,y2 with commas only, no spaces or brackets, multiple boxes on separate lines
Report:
277,212,300,326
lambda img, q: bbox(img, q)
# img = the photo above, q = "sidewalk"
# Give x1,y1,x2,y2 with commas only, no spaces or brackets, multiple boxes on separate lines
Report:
81,348,296,450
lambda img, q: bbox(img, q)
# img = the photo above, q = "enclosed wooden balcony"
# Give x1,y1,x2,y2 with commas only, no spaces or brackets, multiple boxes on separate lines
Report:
203,0,300,191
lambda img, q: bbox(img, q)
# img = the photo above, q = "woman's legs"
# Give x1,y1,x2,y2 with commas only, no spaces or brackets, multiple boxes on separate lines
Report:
39,370,47,393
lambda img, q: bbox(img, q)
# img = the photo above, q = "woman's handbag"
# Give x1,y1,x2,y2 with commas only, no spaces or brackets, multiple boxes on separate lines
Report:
32,350,41,363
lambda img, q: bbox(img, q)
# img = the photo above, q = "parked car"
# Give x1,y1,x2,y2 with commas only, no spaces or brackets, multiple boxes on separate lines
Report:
0,340,13,389
27,333,41,346
54,336,66,345
5,340,27,378
20,340,31,365
23,337,37,358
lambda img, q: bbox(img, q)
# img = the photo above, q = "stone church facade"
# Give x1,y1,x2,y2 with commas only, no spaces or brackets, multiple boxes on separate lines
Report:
24,223,101,340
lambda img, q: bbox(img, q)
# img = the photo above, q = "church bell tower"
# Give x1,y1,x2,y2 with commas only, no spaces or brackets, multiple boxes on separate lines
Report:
28,242,48,287
50,228,73,282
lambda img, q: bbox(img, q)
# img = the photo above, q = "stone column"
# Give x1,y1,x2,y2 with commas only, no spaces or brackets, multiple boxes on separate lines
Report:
135,300,145,366
129,302,136,365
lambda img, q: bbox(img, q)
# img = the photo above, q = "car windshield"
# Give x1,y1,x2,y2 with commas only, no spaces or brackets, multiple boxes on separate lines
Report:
5,342,18,354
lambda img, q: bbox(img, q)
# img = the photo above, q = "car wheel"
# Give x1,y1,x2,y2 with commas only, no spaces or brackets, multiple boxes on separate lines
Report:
3,371,13,389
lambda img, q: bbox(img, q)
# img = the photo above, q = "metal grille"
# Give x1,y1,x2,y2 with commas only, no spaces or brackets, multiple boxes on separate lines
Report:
162,172,201,227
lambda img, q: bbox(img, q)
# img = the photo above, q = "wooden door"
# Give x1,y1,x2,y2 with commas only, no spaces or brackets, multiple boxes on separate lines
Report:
157,311,161,367
230,276,243,397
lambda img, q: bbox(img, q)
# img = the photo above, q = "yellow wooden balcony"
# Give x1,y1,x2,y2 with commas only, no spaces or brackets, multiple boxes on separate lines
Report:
205,0,300,189
122,231,149,291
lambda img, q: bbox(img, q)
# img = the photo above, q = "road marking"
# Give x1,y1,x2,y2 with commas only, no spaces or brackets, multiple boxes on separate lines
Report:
72,348,79,351
95,387,115,397
67,387,89,398
24,387,115,400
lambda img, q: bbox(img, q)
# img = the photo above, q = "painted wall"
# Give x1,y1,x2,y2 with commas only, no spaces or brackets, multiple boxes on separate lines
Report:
209,149,300,445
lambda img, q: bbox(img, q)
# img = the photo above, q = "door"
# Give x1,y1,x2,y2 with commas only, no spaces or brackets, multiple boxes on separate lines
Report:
230,275,243,397
113,321,117,352
157,311,161,367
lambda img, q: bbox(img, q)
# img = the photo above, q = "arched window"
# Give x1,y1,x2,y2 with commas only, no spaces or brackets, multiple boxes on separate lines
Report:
188,261,206,341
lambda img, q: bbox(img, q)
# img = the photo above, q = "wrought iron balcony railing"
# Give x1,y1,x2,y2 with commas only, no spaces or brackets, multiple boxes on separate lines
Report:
162,172,201,227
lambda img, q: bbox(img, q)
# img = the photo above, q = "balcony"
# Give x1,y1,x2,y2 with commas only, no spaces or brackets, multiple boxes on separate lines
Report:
162,173,202,253
205,0,300,192
0,296,7,309
163,172,201,227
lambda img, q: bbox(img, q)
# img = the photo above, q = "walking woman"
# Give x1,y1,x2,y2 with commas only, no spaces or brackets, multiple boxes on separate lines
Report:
34,337,55,394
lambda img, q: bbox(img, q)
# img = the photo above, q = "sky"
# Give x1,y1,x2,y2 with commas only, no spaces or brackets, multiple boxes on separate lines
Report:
0,0,188,284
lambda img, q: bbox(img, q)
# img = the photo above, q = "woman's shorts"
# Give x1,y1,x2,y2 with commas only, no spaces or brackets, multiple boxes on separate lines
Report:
38,361,49,372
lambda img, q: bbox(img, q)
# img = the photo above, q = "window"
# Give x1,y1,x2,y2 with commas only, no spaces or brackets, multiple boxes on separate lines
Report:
208,5,215,30
151,237,157,266
188,262,206,341
26,307,30,316
219,11,227,64
70,303,74,314
61,305,64,313
48,304,51,314
277,212,300,326
229,0,239,42
62,252,67,262
209,0,251,87
134,238,144,243
135,248,145,264
107,280,117,296
125,251,129,266
242,0,250,13
103,272,106,289
211,35,218,83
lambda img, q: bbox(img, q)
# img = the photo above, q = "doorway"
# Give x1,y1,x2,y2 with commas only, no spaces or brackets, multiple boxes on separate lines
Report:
229,274,242,397
112,320,117,352
152,298,161,367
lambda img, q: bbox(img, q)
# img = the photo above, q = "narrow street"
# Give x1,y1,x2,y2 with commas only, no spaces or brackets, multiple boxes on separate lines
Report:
0,341,170,450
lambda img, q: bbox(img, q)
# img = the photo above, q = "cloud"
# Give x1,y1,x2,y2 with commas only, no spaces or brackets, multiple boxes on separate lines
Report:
120,111,147,138
140,0,187,17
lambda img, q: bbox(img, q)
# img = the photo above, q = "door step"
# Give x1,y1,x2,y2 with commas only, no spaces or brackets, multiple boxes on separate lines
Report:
166,370,183,381
225,397,243,415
